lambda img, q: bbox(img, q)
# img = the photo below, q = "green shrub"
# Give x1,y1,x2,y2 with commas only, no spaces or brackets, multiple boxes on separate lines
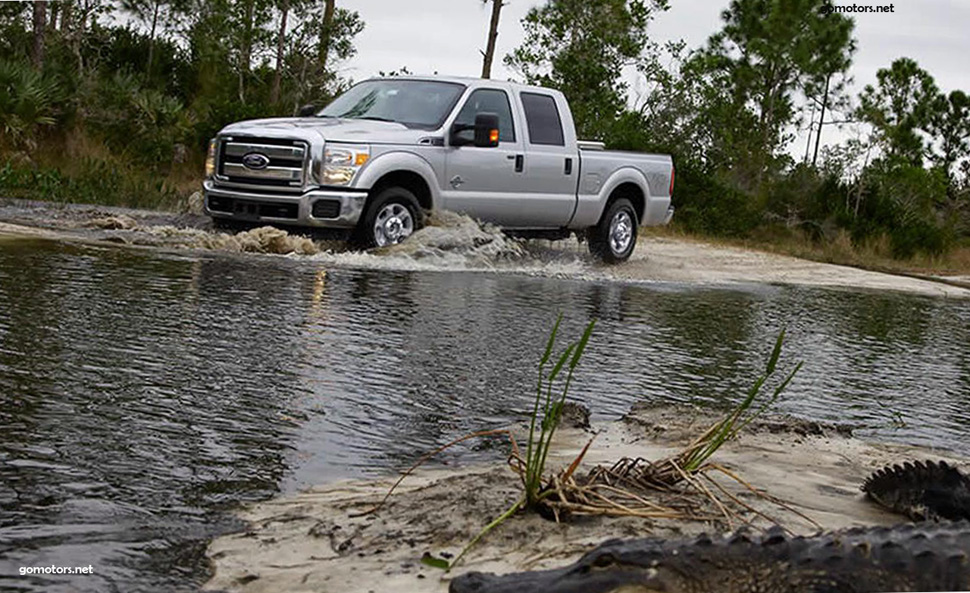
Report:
0,157,183,209
0,60,64,148
84,72,193,168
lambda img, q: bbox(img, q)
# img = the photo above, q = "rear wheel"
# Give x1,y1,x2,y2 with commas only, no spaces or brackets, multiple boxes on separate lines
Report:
588,198,638,263
356,187,422,248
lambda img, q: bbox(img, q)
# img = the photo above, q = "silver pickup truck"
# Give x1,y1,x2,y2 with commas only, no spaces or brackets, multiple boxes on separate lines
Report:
203,76,674,262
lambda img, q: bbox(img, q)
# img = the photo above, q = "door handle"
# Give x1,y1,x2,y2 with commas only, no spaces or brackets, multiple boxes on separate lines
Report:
564,158,573,175
514,154,524,173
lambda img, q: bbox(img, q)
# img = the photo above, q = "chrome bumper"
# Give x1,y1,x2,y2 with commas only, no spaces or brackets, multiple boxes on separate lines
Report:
202,180,368,228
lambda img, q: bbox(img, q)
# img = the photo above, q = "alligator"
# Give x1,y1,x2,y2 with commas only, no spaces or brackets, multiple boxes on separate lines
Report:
449,461,970,593
862,460,970,522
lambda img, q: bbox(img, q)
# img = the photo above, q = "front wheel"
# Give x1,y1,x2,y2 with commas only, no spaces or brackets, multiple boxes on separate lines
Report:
355,187,422,248
588,198,638,263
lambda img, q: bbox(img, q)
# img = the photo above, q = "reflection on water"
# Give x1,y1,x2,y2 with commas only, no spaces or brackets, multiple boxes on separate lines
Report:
0,237,969,591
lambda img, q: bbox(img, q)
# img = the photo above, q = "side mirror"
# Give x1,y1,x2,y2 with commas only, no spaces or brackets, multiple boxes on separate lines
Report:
450,112,501,148
473,113,500,148
297,104,317,117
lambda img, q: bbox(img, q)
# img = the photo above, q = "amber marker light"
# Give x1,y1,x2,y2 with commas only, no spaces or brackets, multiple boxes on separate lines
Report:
489,129,499,143
354,153,370,166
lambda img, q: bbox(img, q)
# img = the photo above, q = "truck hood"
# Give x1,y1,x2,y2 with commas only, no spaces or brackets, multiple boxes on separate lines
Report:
219,117,437,145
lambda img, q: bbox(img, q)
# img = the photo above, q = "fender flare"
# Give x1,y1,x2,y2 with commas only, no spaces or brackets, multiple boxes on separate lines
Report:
595,167,652,224
354,150,441,210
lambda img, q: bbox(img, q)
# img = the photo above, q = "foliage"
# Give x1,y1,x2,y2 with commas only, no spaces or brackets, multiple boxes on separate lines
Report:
0,0,365,207
0,59,63,148
0,157,183,210
926,90,970,187
694,0,855,191
524,315,595,508
506,0,669,140
85,71,194,167
856,58,939,167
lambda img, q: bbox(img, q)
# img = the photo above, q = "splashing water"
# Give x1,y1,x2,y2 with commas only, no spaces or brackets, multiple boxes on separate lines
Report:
311,211,591,276
145,225,319,255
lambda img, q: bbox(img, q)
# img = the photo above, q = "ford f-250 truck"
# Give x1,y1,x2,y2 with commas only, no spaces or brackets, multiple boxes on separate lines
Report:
203,76,674,262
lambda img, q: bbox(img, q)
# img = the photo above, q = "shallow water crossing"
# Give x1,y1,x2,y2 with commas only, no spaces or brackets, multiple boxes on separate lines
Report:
1,232,969,592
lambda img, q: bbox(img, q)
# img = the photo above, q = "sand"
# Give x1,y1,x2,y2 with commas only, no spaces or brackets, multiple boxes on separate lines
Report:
202,405,968,593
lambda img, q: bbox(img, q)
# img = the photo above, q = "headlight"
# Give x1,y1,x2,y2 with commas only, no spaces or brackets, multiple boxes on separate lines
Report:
205,139,216,178
323,145,370,185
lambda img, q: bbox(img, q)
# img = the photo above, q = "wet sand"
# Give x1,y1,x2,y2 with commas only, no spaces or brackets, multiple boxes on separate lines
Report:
202,405,967,593
0,198,968,298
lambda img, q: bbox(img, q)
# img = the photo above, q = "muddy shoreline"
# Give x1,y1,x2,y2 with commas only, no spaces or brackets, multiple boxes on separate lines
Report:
202,405,967,593
1,198,968,297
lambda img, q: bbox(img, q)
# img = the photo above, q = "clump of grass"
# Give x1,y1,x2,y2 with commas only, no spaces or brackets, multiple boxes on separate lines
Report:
357,315,597,571
444,315,595,569
523,314,596,507
681,329,801,472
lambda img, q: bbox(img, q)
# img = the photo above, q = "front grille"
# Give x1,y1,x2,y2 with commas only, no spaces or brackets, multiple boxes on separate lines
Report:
207,196,298,220
217,136,307,190
312,199,341,219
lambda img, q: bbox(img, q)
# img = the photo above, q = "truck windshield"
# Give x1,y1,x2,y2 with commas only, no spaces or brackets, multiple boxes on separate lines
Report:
319,80,465,130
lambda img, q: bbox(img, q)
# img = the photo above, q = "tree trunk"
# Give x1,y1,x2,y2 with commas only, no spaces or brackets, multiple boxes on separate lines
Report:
32,1,47,69
147,1,160,77
319,0,335,71
270,0,290,106
60,1,71,31
480,0,503,79
239,0,256,103
60,1,71,30
49,2,59,30
811,73,831,168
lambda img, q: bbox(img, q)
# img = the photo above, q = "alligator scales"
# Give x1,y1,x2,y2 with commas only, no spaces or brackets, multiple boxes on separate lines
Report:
450,461,970,593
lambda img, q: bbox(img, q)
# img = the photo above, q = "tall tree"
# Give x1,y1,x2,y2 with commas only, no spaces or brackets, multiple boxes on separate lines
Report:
506,0,669,140
229,0,273,102
699,0,855,189
270,0,291,105
318,0,335,71
856,58,938,166
282,0,362,108
120,0,176,76
480,0,503,79
926,90,970,189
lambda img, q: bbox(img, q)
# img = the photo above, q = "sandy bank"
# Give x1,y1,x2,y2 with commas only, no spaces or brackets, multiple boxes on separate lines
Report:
1,199,968,298
203,405,968,593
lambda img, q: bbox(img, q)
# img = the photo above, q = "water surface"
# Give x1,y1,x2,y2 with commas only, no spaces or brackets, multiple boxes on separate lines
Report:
1,237,968,592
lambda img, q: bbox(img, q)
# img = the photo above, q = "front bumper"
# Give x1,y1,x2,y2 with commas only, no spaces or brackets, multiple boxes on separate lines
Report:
202,180,368,228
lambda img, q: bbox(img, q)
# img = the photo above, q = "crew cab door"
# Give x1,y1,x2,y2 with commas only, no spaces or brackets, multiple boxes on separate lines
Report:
512,91,578,227
442,88,525,225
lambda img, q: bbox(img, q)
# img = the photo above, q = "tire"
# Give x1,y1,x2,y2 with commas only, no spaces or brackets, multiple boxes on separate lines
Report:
355,187,423,248
588,198,638,263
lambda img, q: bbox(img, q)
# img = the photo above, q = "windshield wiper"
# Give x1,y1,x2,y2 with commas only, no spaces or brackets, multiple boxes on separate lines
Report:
353,116,396,123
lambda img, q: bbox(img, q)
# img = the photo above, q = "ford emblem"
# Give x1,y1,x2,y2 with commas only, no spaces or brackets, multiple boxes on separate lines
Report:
242,152,270,170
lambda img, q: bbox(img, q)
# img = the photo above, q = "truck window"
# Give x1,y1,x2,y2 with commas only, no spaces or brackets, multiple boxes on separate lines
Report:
320,79,465,130
453,89,516,143
520,92,565,146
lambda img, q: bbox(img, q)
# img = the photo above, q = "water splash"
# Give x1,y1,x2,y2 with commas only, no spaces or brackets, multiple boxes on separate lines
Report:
145,225,319,255
311,211,590,276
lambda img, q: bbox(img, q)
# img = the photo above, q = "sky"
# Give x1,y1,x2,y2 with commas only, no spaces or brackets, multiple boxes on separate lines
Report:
339,0,970,154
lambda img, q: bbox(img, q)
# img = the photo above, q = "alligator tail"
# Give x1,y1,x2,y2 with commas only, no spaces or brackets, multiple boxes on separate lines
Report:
862,460,970,522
